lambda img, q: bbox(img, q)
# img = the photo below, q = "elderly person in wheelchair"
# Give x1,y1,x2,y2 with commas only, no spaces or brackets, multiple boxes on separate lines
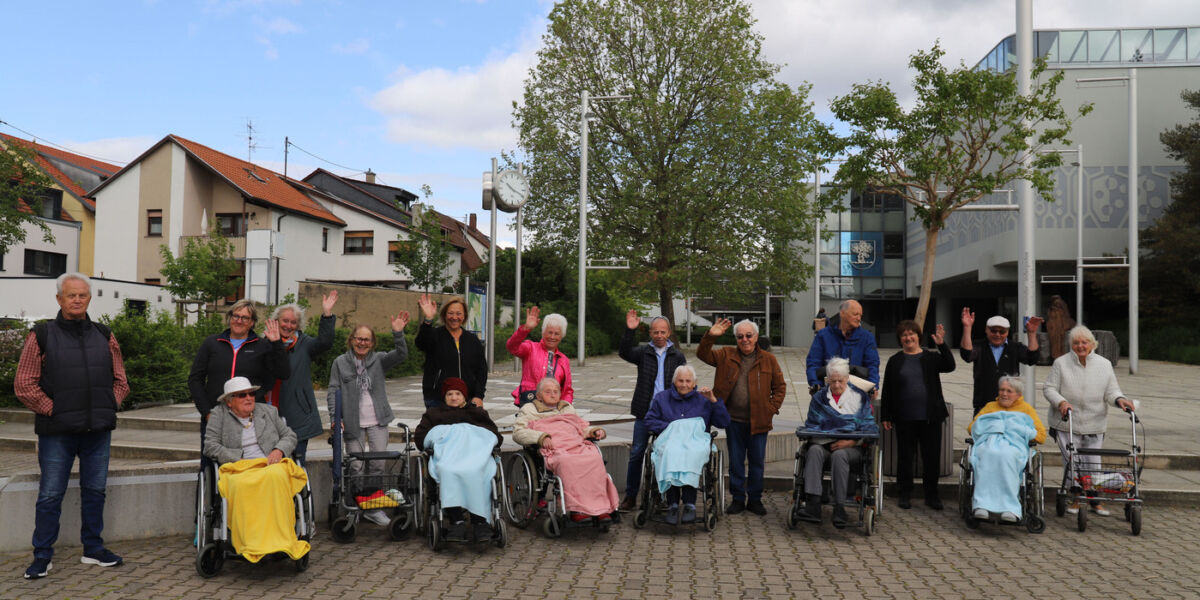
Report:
964,376,1046,525
511,377,619,523
414,378,503,543
796,358,878,528
643,365,730,525
201,377,309,565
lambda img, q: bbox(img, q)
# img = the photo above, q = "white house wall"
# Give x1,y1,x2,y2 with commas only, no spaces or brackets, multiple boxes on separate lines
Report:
0,219,81,278
92,163,142,281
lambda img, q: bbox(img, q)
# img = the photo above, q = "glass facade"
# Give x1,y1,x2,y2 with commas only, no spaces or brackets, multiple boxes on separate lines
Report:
819,189,906,300
977,27,1200,71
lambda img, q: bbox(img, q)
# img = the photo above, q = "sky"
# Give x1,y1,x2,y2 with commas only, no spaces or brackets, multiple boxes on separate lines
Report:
3,0,1199,247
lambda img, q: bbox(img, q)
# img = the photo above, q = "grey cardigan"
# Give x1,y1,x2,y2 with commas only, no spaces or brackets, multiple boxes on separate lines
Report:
326,331,407,441
203,402,298,465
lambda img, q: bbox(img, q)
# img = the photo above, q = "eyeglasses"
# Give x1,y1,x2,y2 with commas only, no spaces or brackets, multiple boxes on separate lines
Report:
231,391,254,399
987,327,1008,334
352,336,373,343
230,314,254,322
735,334,755,340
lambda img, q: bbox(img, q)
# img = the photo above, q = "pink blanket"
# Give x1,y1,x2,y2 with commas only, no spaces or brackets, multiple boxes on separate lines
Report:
528,414,619,516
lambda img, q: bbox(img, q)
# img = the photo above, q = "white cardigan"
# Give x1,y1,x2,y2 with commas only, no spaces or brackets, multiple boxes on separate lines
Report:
1043,351,1130,435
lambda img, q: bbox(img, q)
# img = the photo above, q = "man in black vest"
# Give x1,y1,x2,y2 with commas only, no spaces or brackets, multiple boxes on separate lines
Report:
15,273,129,580
960,308,1043,415
617,310,687,511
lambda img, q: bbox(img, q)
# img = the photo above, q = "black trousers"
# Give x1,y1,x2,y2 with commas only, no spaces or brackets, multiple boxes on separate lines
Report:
894,420,941,500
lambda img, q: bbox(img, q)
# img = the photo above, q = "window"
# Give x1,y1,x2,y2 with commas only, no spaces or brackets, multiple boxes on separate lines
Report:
34,188,63,220
216,213,246,236
147,209,163,236
321,228,329,253
124,300,148,316
144,278,161,285
24,249,67,277
344,231,374,255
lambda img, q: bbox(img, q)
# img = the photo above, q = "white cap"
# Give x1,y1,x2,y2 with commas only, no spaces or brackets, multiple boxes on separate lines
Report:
986,316,1010,329
218,376,260,403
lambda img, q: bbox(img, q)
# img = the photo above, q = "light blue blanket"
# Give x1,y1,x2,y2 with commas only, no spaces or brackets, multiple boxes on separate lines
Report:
424,423,497,523
651,417,711,494
970,411,1036,517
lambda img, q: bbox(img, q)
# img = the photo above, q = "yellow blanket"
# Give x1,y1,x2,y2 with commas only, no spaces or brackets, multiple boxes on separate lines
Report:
217,458,310,562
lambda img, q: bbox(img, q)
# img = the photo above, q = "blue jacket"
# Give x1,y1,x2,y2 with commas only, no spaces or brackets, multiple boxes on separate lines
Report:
806,326,880,387
644,388,731,434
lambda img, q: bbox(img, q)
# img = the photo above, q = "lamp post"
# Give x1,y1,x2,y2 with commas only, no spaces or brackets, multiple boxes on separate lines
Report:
577,90,630,366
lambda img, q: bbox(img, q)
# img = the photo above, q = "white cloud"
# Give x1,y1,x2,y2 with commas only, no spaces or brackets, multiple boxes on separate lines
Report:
57,136,159,166
333,38,370,55
260,16,302,35
369,43,537,151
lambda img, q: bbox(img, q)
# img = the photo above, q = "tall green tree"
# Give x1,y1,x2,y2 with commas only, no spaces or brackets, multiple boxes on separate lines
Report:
392,204,454,293
0,138,56,256
513,0,829,326
828,44,1092,328
158,224,241,311
1093,89,1200,328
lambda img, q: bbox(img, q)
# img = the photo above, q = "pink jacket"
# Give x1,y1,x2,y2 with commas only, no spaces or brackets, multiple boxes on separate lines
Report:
506,327,574,406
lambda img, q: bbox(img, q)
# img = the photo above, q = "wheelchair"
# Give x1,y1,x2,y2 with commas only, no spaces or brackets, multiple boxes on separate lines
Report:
327,389,420,543
504,443,616,538
631,430,725,531
786,429,882,536
418,443,509,551
194,456,314,578
957,436,1045,533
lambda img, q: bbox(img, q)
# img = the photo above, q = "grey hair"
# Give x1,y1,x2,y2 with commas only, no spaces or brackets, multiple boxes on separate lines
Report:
536,377,561,394
542,312,568,336
271,302,305,322
734,319,758,336
648,316,671,329
55,272,91,294
997,375,1024,397
672,364,697,383
1068,325,1097,349
839,299,859,312
825,357,850,380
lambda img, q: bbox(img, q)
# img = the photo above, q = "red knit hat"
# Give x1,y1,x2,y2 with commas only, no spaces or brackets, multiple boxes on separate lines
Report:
442,377,469,398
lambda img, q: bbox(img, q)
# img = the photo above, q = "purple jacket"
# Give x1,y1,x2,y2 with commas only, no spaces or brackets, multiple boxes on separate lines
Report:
645,388,731,434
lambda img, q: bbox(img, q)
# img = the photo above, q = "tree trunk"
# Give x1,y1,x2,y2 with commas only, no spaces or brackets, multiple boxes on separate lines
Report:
914,227,941,331
659,284,676,340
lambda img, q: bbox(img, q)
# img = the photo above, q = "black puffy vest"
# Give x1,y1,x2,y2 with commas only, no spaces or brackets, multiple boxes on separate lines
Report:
34,314,118,435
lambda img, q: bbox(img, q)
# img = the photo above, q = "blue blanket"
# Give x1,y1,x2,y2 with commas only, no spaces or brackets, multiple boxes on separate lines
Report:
969,411,1036,517
801,388,878,435
651,417,711,494
424,423,497,523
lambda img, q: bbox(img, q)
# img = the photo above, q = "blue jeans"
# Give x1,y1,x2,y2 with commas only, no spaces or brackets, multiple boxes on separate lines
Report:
34,430,112,559
293,438,309,467
726,421,767,502
624,419,651,497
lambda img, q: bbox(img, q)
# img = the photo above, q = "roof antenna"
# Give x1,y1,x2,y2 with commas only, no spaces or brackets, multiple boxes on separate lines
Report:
245,119,259,163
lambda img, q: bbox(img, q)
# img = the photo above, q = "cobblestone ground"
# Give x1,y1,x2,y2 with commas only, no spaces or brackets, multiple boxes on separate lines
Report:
4,492,1199,600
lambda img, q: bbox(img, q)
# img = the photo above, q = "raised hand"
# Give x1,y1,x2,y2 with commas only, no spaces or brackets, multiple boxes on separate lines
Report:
417,294,438,321
699,386,717,403
322,290,339,316
961,307,975,328
1026,316,1044,333
708,318,732,337
625,309,640,330
931,323,946,345
391,311,410,332
263,318,281,341
524,306,541,330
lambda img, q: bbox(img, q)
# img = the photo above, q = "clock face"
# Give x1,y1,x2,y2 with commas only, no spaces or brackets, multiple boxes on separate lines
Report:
494,170,529,209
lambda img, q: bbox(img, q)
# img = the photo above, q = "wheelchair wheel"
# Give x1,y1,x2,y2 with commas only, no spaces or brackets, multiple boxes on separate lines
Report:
542,514,563,538
1026,514,1046,534
427,519,444,551
293,552,310,573
331,516,356,543
1076,505,1087,532
196,542,224,578
703,510,718,532
1056,492,1067,517
785,500,798,530
1124,503,1132,522
863,508,874,537
494,518,508,548
957,470,972,520
632,510,648,529
1130,506,1142,536
389,510,414,541
504,453,536,528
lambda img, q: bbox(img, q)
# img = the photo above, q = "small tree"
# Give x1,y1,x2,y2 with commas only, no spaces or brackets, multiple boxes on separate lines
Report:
392,204,453,293
829,44,1092,327
159,224,241,313
0,139,56,256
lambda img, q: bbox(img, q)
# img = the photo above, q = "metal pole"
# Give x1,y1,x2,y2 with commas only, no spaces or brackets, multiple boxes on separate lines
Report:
765,286,771,341
1128,68,1139,374
578,90,589,367
488,157,498,372
1015,0,1036,394
1076,144,1084,324
514,163,524,373
813,170,821,312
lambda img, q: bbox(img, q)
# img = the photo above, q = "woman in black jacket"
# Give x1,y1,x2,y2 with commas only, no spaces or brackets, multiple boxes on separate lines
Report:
880,320,955,510
415,294,487,408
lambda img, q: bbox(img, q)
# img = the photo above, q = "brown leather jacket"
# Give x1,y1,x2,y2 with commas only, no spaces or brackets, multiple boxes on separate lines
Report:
697,333,787,434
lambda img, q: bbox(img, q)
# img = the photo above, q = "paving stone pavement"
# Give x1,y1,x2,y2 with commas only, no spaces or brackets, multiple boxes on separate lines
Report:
3,491,1199,599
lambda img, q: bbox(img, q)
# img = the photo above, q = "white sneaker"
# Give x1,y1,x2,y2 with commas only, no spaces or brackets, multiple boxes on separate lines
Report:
1092,505,1111,517
972,508,989,520
362,509,390,526
1065,502,1079,515
1000,512,1019,523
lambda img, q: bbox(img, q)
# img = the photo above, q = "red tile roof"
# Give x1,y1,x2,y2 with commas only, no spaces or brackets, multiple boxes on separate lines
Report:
0,133,120,212
170,135,344,225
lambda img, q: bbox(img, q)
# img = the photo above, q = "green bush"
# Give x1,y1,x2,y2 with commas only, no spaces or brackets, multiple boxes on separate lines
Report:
102,309,192,409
